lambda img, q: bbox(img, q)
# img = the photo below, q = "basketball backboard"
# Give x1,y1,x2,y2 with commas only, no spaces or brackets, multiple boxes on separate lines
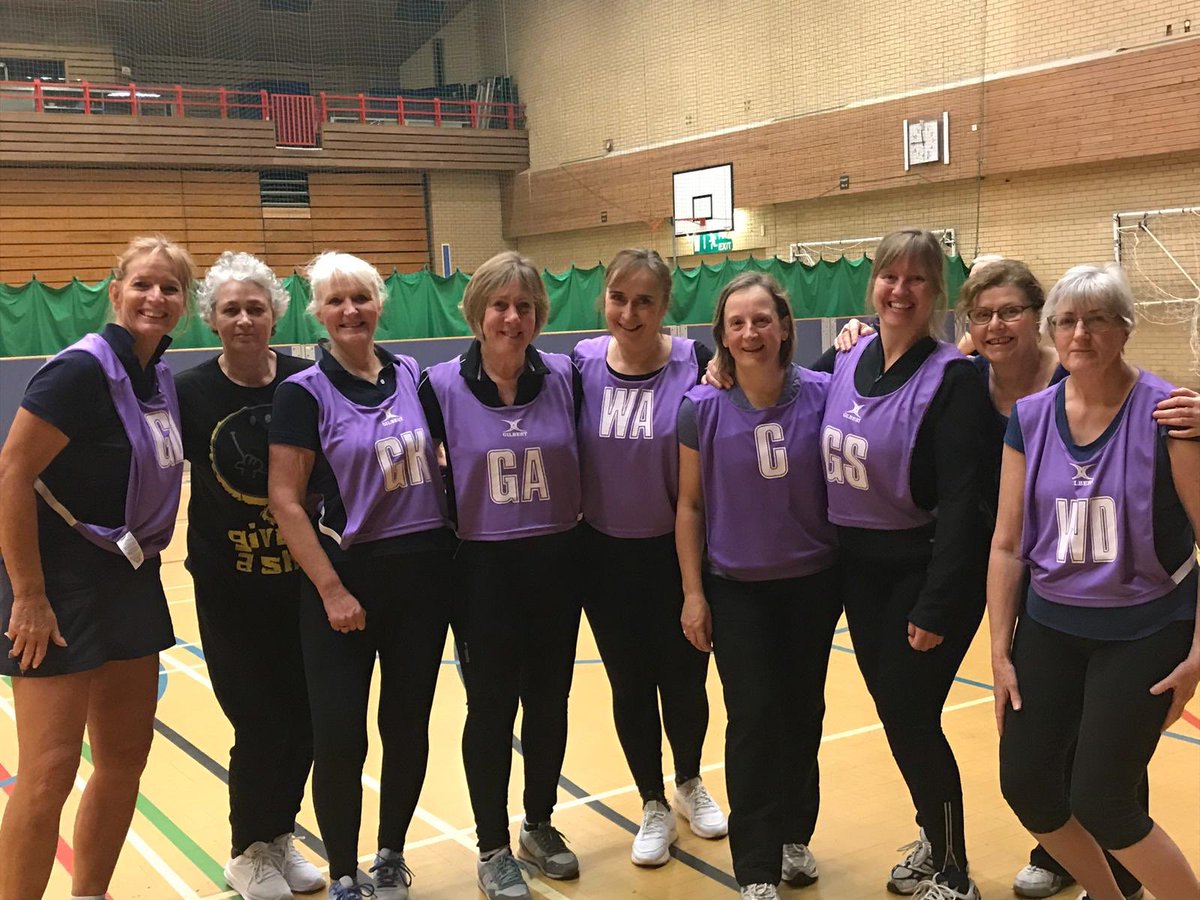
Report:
673,163,734,236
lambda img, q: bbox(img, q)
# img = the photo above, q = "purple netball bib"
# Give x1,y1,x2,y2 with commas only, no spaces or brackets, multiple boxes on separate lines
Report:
427,350,581,542
687,367,838,581
287,356,449,549
34,332,183,567
1018,371,1195,608
575,335,697,538
821,334,964,530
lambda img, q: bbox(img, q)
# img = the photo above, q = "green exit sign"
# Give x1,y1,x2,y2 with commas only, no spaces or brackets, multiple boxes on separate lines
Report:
694,232,733,253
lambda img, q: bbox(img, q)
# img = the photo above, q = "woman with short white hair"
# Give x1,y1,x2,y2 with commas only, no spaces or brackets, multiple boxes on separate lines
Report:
270,251,454,900
176,251,323,900
990,264,1200,900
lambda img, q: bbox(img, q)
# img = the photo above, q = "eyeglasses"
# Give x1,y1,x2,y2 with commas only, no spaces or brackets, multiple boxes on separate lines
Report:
964,305,1033,326
1045,313,1122,334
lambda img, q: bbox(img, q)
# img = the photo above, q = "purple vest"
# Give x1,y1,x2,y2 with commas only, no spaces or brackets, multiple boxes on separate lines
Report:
822,334,964,530
575,335,697,538
687,367,838,581
1018,371,1195,608
287,356,449,549
34,333,183,568
427,350,581,541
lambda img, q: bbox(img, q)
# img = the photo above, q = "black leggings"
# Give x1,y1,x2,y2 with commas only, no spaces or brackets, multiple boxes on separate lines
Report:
193,570,312,858
582,525,710,804
841,553,985,876
1000,615,1192,851
707,566,842,887
299,551,451,879
452,529,583,852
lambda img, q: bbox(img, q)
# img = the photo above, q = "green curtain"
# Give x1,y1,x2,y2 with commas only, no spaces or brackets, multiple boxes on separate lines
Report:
0,256,970,357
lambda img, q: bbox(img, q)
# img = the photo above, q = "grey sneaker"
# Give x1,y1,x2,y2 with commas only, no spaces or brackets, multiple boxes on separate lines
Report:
782,842,818,887
889,829,936,895
476,848,531,900
740,885,780,899
517,821,579,880
370,847,412,900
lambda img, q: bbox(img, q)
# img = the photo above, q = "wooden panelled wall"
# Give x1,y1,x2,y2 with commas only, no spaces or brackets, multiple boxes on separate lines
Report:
0,169,429,284
0,42,118,82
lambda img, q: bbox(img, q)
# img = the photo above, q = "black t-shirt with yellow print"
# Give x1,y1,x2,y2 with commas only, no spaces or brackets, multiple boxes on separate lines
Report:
176,352,312,580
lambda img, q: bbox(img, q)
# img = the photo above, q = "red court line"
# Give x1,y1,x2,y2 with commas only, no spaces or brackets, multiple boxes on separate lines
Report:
1181,709,1200,731
0,759,112,899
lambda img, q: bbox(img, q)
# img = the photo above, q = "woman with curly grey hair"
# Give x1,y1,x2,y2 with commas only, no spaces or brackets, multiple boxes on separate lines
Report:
175,251,324,900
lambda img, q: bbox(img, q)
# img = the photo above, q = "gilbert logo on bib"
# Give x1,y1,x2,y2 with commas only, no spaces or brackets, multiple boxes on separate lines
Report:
381,407,405,427
1070,462,1096,487
502,417,528,437
842,401,865,424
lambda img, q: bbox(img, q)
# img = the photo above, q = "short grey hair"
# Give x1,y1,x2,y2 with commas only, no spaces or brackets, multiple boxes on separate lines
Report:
1041,264,1136,338
305,251,388,315
197,251,290,327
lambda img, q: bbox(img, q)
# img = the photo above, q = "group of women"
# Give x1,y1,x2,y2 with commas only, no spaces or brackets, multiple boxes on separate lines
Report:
0,230,1196,900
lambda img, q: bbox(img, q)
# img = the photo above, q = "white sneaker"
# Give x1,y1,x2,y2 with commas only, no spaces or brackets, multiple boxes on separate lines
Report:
740,885,780,899
673,777,728,839
1014,864,1073,898
782,843,818,887
271,833,326,893
888,829,936,895
631,800,677,867
913,874,982,900
224,841,292,900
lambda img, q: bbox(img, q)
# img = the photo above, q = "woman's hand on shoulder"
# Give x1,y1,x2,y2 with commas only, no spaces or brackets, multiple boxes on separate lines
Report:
680,592,713,652
1154,387,1200,439
835,319,875,352
5,591,67,671
702,358,734,390
1150,650,1200,732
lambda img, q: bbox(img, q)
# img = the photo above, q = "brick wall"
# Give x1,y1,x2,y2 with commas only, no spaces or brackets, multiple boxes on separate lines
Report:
426,171,511,273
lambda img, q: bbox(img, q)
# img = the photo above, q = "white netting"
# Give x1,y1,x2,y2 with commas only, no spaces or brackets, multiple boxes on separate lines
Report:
789,228,957,265
1114,208,1200,375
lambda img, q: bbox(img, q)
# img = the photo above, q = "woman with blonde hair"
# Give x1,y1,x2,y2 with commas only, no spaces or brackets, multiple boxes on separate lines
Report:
816,229,990,900
0,235,192,899
419,250,583,900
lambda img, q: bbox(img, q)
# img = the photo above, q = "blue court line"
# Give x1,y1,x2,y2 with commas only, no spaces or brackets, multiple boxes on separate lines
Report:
0,775,14,788
831,643,1200,747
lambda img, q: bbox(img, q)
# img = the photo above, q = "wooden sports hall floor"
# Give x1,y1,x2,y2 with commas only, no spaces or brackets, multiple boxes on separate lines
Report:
1,483,1196,899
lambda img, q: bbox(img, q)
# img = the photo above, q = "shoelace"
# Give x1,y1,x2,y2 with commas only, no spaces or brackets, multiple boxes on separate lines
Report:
913,879,960,900
641,805,670,830
895,837,932,867
370,854,414,889
742,884,776,899
687,782,721,815
245,845,279,885
333,881,376,899
528,824,571,856
487,853,529,890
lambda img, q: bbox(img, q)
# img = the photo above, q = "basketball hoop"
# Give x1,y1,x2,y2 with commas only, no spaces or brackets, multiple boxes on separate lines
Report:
673,216,709,235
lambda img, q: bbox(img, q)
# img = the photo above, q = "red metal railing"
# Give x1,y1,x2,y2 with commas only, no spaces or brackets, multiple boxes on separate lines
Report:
0,79,526,134
318,92,524,129
0,80,270,119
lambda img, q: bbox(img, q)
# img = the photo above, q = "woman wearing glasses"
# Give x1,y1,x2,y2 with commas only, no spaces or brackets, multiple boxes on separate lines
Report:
989,264,1200,900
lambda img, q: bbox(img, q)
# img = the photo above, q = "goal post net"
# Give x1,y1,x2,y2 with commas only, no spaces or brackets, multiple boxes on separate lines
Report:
1113,207,1200,375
